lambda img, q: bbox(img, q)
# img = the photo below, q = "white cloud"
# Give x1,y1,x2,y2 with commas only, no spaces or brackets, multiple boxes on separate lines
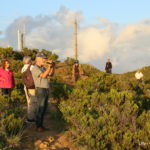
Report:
77,27,112,62
114,23,150,45
0,7,150,73
53,6,83,26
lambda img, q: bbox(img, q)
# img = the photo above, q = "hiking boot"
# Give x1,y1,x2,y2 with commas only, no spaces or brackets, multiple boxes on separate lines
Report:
25,118,35,124
36,127,45,132
36,127,49,132
42,126,49,131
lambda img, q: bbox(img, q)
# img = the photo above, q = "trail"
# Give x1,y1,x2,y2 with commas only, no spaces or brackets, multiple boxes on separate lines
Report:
21,63,78,150
21,98,78,150
20,64,150,150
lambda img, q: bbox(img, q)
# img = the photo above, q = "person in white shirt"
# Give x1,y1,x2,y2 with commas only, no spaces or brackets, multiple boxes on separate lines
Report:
21,56,37,123
135,70,144,81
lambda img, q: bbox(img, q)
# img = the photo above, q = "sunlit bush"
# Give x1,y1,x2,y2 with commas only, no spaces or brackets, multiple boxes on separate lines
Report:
60,73,150,150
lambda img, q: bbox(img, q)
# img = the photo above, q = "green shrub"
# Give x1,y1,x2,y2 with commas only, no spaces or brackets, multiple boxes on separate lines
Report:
81,64,101,77
64,57,75,65
60,73,150,150
0,47,13,59
65,65,72,76
41,49,59,61
0,91,25,149
52,83,73,100
2,114,23,136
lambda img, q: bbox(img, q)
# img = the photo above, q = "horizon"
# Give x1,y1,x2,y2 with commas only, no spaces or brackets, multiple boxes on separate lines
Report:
0,46,149,74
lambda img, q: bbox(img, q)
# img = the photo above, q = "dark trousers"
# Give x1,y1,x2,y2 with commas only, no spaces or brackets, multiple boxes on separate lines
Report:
74,73,80,82
36,88,49,128
1,88,11,97
106,69,112,74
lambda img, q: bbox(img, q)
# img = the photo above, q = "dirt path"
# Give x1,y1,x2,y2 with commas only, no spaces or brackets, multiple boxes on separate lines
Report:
21,63,79,150
21,99,78,150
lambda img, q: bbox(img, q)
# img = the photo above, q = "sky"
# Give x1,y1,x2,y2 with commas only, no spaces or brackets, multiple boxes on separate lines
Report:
0,0,150,73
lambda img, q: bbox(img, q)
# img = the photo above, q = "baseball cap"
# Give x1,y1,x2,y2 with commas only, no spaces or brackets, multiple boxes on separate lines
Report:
36,52,47,59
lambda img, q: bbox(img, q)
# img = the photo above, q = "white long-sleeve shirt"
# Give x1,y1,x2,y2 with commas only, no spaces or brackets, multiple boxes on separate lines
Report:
135,72,143,80
21,64,34,73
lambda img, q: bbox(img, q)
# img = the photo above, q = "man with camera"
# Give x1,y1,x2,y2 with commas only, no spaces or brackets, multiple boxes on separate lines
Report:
31,52,54,132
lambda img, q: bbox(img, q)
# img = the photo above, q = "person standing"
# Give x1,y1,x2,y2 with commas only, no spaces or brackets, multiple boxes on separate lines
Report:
31,52,54,132
0,59,15,97
72,60,84,82
21,56,37,123
135,70,144,82
105,58,112,74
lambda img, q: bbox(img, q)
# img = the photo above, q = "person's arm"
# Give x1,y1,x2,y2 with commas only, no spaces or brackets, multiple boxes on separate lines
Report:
105,63,107,70
110,62,112,69
49,67,54,76
40,65,53,78
12,72,15,88
0,69,4,81
0,72,2,81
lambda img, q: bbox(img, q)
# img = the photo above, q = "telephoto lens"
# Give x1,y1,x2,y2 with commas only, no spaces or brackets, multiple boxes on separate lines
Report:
46,62,53,64
46,61,55,67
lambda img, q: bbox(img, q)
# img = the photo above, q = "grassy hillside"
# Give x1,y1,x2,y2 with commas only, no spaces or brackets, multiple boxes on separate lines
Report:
0,47,149,150
59,67,150,150
123,66,150,80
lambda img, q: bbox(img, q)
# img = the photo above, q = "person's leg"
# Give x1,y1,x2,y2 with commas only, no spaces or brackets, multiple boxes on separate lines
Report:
106,69,111,74
1,89,5,95
1,88,9,96
24,87,31,121
27,89,37,121
75,74,79,82
7,89,12,97
36,88,48,129
41,89,49,126
0,88,2,96
109,69,112,74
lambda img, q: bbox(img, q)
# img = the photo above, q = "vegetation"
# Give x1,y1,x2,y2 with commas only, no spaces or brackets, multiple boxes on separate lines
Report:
81,64,101,77
0,47,58,149
0,47,150,149
64,57,76,65
0,48,25,149
60,71,150,150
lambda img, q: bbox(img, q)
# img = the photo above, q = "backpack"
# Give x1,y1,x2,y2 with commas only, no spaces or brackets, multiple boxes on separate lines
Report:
22,65,35,89
74,65,79,74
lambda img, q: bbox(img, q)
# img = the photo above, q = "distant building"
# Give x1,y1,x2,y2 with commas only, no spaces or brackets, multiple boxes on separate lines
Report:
17,30,25,51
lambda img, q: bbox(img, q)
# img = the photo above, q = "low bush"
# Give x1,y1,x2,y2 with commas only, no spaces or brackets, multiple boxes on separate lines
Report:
60,73,150,150
50,76,73,100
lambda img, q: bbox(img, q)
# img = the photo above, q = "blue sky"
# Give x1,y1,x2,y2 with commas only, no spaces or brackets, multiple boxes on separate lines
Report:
0,0,150,30
0,0,150,73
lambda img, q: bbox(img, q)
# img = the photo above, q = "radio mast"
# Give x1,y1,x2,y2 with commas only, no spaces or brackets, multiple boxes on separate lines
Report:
74,19,78,60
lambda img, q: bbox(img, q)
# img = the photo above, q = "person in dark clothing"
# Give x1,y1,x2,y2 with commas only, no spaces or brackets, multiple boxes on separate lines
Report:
72,60,84,82
105,58,112,73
